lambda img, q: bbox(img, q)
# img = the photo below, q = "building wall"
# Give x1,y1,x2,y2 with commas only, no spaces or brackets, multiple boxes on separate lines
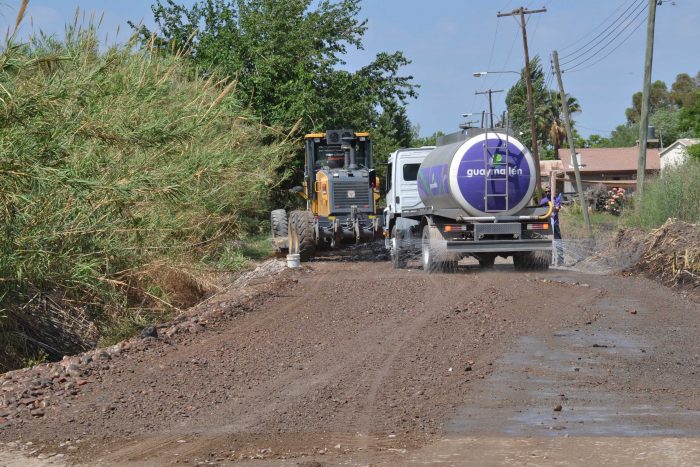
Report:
660,145,689,171
562,172,638,194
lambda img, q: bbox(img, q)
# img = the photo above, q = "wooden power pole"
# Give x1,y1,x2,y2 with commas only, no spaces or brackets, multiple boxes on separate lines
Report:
475,89,504,128
553,50,593,240
636,0,658,196
498,6,547,200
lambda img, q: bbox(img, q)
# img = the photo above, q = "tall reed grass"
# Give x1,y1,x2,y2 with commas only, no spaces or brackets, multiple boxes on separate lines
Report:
625,161,700,229
0,23,293,369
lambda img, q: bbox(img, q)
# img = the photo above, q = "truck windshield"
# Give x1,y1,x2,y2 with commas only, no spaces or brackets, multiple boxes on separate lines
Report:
316,146,345,169
355,142,368,168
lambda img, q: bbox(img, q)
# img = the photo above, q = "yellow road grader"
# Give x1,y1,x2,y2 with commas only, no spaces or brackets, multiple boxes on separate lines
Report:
271,129,382,260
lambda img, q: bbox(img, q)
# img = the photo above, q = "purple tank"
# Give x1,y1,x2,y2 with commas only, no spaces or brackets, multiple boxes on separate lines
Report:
416,132,536,216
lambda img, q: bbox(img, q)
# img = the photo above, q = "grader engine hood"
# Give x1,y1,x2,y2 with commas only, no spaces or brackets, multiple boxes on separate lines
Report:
323,170,374,214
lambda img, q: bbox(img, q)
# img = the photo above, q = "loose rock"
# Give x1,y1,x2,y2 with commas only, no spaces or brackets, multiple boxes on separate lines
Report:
140,326,158,339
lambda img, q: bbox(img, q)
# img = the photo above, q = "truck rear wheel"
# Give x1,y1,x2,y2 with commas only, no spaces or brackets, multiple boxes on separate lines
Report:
476,253,496,269
288,210,316,261
513,251,550,271
391,226,406,269
270,209,288,253
421,225,456,273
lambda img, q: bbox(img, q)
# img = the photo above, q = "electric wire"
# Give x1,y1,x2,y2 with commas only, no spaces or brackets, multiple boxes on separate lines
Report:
474,0,512,123
577,124,616,135
558,0,638,53
563,3,649,73
560,0,646,66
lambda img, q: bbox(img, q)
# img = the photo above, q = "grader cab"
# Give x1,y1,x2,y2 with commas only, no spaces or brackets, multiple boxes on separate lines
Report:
271,129,382,260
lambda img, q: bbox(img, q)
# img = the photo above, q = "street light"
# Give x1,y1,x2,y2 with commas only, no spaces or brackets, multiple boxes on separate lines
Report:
473,70,519,77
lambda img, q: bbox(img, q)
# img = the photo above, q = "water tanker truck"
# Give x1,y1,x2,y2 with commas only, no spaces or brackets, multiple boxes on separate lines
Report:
384,128,553,271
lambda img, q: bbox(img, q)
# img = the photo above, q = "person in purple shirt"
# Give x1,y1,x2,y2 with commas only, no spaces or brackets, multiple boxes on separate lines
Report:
539,187,564,266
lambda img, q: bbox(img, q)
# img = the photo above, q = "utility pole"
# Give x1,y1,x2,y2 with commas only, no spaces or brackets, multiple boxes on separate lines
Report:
498,6,547,200
636,0,658,196
475,89,504,128
553,50,593,240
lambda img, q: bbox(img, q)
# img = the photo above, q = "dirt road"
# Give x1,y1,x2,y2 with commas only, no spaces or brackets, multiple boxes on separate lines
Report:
1,258,699,465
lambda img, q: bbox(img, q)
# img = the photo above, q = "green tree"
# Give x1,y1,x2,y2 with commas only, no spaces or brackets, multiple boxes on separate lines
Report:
543,90,581,159
136,0,417,136
650,107,684,144
505,56,581,159
679,90,700,137
371,102,414,179
505,56,549,153
625,80,672,123
412,130,445,147
609,123,639,147
586,134,610,148
671,72,699,108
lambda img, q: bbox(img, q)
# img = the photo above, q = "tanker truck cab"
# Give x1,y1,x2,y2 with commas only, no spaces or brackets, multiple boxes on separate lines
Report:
384,147,435,262
385,128,554,271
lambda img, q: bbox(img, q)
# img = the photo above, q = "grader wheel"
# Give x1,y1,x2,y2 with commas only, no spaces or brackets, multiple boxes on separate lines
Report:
288,210,316,261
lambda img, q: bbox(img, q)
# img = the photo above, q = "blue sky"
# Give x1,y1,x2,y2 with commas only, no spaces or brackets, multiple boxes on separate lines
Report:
5,0,699,138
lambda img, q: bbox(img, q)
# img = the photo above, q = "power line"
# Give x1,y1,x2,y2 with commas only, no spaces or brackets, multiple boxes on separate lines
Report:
563,4,649,73
474,0,513,122
560,0,646,66
559,0,638,53
577,124,617,135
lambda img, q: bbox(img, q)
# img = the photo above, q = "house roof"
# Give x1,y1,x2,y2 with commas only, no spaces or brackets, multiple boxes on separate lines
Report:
556,146,660,172
659,138,700,157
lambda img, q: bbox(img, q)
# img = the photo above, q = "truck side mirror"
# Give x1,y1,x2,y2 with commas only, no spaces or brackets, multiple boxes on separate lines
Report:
290,186,304,193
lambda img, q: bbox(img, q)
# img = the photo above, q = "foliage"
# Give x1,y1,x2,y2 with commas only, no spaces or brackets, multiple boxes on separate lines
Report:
625,160,700,229
412,130,445,147
505,56,581,159
625,80,673,124
505,56,548,153
688,144,700,162
679,90,700,137
0,26,293,369
543,90,581,159
371,101,414,180
585,123,638,148
650,107,684,144
560,203,621,239
136,0,417,137
670,72,700,108
612,72,700,146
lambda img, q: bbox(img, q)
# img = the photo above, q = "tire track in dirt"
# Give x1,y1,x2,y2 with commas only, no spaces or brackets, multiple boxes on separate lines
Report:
355,272,491,452
98,271,333,464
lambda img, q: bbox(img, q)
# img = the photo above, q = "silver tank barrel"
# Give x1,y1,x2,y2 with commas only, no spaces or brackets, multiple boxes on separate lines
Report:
416,132,536,217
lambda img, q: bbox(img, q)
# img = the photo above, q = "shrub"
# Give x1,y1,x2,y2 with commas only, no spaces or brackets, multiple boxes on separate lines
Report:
0,26,293,369
625,160,700,229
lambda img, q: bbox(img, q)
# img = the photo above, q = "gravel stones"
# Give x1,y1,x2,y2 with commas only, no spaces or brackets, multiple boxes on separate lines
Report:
140,326,158,339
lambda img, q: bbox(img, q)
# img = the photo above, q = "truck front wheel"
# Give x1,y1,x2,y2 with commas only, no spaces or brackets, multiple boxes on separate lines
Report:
391,226,406,269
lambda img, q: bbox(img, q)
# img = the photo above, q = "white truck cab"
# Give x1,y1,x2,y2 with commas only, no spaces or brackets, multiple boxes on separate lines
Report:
383,147,434,251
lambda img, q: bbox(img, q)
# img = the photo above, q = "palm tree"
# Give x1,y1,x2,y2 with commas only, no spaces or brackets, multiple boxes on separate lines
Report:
544,90,581,159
